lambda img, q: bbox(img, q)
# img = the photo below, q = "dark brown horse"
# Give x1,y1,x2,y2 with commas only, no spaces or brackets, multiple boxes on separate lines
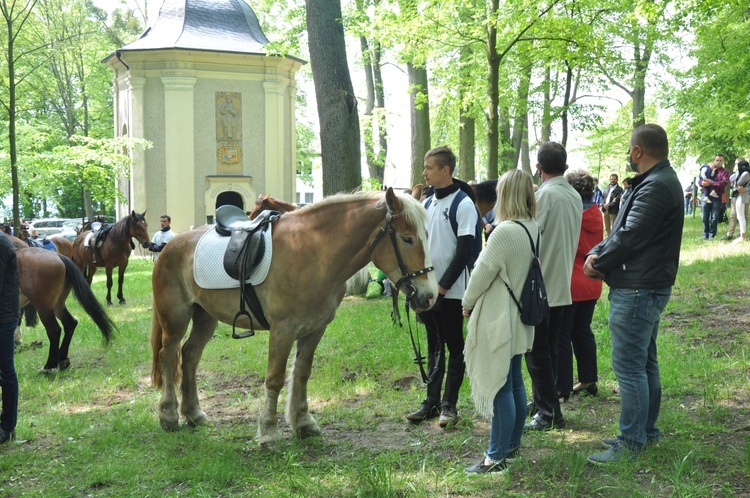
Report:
471,179,498,218
72,211,150,305
14,244,115,372
150,189,437,448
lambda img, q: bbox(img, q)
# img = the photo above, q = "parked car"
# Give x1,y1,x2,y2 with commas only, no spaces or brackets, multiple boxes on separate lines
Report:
48,220,79,243
28,218,77,237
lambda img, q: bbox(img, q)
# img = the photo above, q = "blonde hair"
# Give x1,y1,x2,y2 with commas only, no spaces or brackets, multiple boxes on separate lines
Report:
495,169,536,221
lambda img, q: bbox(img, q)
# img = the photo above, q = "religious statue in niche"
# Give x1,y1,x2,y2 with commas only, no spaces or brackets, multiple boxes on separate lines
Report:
216,92,242,170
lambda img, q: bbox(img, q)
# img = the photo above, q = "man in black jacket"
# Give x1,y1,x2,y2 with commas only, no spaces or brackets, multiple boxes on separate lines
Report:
583,124,683,464
0,232,20,444
600,173,623,237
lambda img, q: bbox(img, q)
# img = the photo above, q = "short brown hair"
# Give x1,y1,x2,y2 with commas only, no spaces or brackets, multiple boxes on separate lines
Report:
424,146,456,174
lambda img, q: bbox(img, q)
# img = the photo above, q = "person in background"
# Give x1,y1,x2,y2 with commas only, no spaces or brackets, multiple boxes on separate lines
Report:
701,154,730,240
524,142,582,432
725,157,749,241
592,178,603,209
0,231,21,444
621,177,634,203
462,169,537,475
729,159,750,243
600,174,623,237
557,170,603,400
585,123,683,464
684,181,694,215
148,215,176,260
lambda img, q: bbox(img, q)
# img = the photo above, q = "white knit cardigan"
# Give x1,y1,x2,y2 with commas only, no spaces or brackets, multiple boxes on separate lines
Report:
462,218,537,419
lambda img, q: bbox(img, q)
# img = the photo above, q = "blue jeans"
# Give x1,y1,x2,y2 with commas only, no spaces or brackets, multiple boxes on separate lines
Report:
0,320,18,433
487,355,526,461
702,199,722,237
684,197,692,214
608,288,671,451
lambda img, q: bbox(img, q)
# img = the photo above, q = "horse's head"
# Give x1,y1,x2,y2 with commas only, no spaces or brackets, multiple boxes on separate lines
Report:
18,227,29,241
129,210,150,248
370,188,437,312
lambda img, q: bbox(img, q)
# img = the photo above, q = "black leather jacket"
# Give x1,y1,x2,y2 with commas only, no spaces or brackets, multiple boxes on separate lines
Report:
0,233,21,324
589,160,683,289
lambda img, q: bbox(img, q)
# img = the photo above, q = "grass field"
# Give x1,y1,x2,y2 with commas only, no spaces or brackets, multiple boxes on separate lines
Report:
1,214,749,497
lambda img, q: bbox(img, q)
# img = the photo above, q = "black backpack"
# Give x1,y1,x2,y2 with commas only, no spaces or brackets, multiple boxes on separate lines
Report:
505,220,549,326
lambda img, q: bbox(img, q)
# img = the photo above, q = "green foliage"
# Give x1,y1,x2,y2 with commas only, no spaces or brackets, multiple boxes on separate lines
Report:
669,1,750,161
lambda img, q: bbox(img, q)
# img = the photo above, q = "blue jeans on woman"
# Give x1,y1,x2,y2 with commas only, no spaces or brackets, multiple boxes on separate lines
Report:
487,354,526,461
0,320,19,434
608,288,671,452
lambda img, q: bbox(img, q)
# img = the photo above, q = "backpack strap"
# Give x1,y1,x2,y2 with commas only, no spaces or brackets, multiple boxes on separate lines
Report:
505,220,540,314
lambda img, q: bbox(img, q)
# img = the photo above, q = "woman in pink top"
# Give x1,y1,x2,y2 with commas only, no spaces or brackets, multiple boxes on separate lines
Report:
557,170,604,399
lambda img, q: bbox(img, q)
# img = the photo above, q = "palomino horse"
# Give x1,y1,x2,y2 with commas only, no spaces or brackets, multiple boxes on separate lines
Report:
72,211,150,305
12,242,115,372
151,188,437,448
17,227,73,258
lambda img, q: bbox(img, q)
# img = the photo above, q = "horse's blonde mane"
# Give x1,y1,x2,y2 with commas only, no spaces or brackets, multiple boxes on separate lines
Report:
298,190,428,238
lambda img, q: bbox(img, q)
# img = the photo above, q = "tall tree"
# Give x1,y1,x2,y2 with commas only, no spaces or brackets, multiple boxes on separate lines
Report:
0,0,40,232
306,0,361,195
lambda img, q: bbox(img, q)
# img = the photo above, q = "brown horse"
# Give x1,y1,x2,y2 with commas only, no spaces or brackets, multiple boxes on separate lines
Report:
471,179,498,218
14,245,115,372
150,188,437,448
72,211,150,305
248,194,299,220
17,227,73,258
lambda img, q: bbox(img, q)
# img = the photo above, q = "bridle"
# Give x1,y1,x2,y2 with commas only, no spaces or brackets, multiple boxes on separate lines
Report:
368,209,436,384
367,210,434,301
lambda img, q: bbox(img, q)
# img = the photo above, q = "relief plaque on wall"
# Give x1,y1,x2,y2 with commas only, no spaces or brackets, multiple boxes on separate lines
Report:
216,92,243,174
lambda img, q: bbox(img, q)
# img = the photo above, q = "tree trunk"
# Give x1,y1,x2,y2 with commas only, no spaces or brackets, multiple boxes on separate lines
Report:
541,64,552,143
359,30,379,182
372,41,387,184
306,0,361,195
510,63,532,168
561,60,573,148
521,115,532,178
485,0,500,179
458,44,475,182
632,43,651,129
408,62,430,187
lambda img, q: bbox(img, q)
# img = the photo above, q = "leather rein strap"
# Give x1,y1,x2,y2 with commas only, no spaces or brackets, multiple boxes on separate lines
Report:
367,209,435,383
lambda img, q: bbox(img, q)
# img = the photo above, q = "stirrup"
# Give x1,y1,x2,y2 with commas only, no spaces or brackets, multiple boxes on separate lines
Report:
231,309,255,339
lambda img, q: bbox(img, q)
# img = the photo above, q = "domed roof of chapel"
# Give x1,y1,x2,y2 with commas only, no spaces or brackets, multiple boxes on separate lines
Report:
118,0,269,55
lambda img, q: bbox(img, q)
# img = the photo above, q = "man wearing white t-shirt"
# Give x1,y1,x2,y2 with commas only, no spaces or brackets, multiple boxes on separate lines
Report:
406,146,478,428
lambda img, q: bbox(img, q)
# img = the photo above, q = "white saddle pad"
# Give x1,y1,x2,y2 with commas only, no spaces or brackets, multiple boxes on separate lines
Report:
194,225,272,289
84,232,95,246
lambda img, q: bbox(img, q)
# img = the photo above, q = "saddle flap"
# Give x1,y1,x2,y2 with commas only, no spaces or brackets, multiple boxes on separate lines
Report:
224,229,266,281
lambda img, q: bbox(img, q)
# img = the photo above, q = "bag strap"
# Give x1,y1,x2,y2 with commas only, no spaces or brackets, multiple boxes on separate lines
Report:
504,220,540,314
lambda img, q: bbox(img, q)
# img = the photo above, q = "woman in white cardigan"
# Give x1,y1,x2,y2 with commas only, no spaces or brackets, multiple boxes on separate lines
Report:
462,169,537,475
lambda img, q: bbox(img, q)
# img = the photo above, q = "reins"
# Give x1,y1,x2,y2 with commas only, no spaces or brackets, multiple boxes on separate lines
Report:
367,208,436,384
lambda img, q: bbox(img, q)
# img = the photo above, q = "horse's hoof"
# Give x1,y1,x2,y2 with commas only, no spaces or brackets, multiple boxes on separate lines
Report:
40,367,58,375
119,299,126,305
159,417,180,432
258,434,282,451
106,302,114,307
296,424,323,439
58,358,71,371
185,410,208,428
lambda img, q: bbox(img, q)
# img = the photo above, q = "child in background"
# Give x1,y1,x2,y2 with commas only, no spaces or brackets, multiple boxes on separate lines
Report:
699,163,719,204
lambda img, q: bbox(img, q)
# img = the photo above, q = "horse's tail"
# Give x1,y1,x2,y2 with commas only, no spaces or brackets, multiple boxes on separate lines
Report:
150,303,182,388
23,305,39,328
60,255,115,343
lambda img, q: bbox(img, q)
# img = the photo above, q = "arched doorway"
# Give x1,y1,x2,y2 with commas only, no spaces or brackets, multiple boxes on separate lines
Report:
216,191,244,211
